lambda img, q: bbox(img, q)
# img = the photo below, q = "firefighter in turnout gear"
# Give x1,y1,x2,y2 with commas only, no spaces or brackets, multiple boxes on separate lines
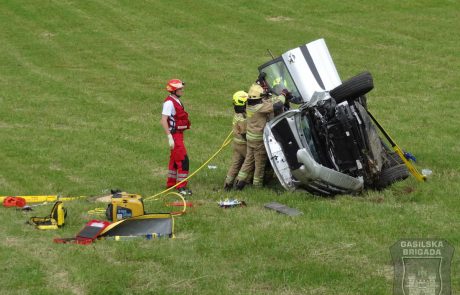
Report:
160,79,192,197
235,83,285,190
223,90,253,191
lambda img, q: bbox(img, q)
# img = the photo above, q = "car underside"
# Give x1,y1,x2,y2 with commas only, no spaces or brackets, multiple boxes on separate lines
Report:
259,39,409,195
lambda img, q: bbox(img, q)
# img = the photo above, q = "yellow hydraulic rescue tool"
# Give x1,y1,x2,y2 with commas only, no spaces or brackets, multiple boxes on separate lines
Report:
367,111,426,182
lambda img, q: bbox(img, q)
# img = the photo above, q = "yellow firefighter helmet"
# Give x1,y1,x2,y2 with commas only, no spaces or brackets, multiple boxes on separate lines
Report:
247,84,264,99
232,91,248,106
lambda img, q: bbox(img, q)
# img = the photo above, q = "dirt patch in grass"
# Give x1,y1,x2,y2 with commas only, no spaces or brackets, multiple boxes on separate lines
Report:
395,186,416,195
266,16,293,22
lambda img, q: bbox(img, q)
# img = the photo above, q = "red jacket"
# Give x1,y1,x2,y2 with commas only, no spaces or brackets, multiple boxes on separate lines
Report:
164,95,191,132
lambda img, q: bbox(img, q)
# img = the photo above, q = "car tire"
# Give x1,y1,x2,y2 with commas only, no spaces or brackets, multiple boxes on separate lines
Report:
330,72,374,103
380,141,404,168
375,164,409,189
357,95,368,109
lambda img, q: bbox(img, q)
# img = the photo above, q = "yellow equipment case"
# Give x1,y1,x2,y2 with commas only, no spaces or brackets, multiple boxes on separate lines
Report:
29,201,67,230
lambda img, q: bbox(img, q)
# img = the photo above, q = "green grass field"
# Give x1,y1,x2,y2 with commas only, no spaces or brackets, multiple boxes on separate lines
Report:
0,1,459,294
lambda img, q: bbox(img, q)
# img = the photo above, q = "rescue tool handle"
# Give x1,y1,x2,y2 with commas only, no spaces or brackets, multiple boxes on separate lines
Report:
367,110,426,182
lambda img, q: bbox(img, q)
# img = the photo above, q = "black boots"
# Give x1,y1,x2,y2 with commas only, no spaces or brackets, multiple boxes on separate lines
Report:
177,187,192,197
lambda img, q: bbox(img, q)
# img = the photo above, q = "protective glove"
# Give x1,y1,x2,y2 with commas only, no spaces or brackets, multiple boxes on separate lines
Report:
167,134,174,150
281,89,293,101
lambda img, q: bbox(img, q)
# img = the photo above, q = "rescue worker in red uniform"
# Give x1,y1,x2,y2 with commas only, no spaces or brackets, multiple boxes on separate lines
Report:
160,79,192,197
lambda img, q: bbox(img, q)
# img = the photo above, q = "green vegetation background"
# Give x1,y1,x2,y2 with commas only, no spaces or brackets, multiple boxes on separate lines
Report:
0,1,458,294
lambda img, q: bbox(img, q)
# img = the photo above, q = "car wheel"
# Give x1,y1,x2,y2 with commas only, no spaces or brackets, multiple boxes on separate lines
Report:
380,141,404,168
375,164,409,189
330,72,374,103
357,95,368,109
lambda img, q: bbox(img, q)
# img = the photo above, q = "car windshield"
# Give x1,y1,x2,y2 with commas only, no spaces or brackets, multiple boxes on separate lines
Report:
300,114,320,162
259,58,301,98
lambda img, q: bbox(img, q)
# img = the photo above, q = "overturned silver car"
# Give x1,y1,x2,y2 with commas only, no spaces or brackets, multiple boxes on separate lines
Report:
260,39,409,195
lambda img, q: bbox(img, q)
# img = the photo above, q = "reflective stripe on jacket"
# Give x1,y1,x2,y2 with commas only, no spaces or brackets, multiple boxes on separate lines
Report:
246,97,282,141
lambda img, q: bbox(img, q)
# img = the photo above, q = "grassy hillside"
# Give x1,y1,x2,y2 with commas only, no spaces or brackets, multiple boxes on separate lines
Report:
0,1,458,294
